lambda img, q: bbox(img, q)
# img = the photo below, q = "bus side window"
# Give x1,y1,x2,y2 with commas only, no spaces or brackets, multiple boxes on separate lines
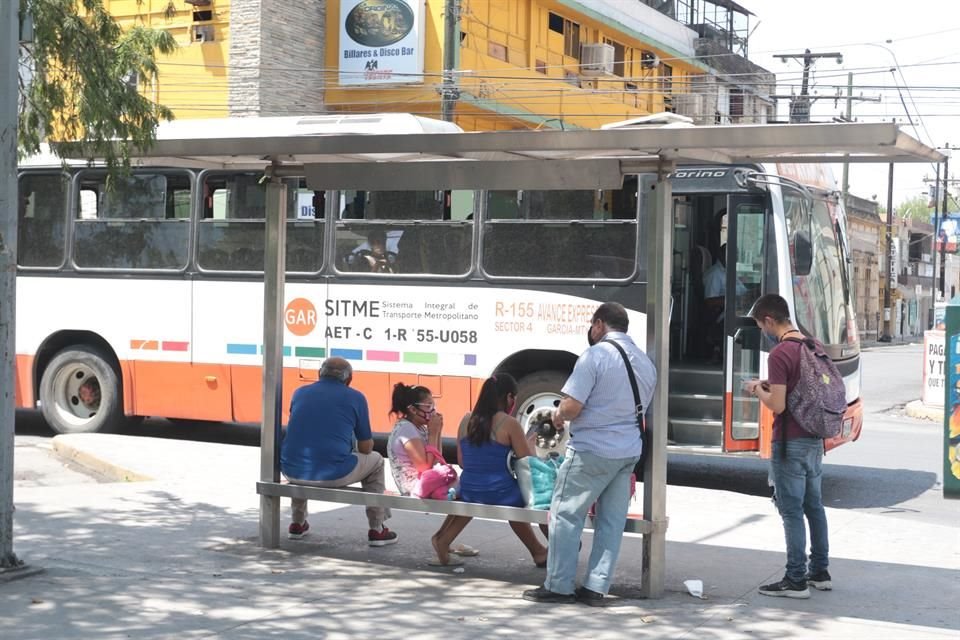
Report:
196,173,322,273
72,171,190,270
17,173,68,268
483,183,638,279
334,190,473,276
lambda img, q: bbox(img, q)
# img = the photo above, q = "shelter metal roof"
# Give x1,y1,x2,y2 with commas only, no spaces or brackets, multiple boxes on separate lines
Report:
126,120,944,174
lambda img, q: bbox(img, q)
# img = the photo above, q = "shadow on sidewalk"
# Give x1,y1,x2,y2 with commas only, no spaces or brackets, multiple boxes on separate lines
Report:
3,491,957,639
668,454,938,511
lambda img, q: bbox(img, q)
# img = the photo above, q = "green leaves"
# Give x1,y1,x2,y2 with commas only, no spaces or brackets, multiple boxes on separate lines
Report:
18,0,176,171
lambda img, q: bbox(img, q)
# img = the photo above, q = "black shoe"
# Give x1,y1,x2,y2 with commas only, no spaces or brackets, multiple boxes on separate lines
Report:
575,586,605,607
806,569,832,591
522,586,576,604
758,577,810,599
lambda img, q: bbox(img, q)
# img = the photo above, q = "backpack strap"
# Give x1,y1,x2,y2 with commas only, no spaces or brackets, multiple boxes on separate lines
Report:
777,334,806,457
602,338,645,434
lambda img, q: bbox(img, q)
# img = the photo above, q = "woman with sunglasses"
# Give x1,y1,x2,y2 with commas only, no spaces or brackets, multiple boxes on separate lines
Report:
387,383,445,497
387,383,478,562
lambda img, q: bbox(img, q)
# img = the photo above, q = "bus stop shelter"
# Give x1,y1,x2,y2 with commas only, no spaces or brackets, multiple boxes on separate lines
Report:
116,119,944,598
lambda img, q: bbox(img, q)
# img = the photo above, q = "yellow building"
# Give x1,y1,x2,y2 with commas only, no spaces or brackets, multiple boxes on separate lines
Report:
104,0,768,131
104,0,232,120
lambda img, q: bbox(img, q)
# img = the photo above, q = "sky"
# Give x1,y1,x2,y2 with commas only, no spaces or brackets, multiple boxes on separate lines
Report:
737,0,959,212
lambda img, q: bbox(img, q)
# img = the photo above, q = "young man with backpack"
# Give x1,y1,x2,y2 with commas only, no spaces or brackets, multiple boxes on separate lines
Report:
745,294,844,599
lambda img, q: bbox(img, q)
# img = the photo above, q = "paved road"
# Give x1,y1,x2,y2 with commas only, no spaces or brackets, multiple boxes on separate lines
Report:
859,342,925,413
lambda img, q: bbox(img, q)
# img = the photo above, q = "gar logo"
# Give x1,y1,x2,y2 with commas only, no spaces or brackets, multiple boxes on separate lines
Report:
285,298,317,336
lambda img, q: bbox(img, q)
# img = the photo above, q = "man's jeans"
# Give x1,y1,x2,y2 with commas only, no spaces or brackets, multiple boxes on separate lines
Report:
770,438,830,583
284,451,391,530
544,449,640,595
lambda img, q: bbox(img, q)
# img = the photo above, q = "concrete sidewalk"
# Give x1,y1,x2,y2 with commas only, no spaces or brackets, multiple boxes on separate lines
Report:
3,434,957,639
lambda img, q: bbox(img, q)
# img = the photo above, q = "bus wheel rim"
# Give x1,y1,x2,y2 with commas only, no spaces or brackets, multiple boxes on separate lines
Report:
516,391,567,456
51,363,101,428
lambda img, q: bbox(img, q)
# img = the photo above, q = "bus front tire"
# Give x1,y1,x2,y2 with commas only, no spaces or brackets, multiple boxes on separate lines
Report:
39,346,125,435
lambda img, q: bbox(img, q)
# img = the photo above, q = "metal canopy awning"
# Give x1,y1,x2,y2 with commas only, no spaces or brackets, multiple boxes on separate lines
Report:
106,118,942,600
132,120,944,175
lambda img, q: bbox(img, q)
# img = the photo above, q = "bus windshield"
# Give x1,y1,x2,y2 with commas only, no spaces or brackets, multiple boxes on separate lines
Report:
784,192,853,348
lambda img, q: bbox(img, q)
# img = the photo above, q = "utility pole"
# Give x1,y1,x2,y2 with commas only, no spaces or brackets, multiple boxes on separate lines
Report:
882,163,895,341
1,0,22,571
940,150,951,298
841,73,854,202
931,162,941,319
837,74,880,202
773,49,843,123
440,0,460,122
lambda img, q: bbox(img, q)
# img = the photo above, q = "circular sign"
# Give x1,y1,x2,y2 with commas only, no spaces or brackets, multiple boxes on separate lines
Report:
345,0,415,47
285,298,317,336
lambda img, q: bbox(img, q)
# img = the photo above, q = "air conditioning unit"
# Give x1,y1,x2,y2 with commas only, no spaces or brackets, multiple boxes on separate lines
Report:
640,50,660,69
580,43,615,76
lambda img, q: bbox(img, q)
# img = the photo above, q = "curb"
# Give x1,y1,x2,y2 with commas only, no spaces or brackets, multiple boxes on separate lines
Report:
904,400,943,422
51,436,154,483
0,565,45,584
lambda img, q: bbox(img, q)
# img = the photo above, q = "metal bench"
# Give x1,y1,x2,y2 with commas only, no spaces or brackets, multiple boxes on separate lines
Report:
255,482,653,534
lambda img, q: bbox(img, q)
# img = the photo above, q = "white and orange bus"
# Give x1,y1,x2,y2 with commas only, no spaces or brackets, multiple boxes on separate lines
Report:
14,114,863,455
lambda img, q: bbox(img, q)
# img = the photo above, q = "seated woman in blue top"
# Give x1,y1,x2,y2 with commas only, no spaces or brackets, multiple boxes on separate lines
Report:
430,374,547,567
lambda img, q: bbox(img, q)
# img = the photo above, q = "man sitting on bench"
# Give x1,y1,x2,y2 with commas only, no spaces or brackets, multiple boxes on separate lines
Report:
280,356,399,546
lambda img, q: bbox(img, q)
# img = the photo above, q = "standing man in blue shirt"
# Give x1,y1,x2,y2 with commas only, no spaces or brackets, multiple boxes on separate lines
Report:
280,357,398,546
523,302,656,606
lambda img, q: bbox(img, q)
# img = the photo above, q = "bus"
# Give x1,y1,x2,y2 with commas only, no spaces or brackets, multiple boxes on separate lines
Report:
14,113,862,456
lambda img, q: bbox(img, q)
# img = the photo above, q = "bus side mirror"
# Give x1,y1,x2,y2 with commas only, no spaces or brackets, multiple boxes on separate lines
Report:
794,232,813,276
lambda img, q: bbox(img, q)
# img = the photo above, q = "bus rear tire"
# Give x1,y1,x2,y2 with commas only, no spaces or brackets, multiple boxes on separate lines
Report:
39,346,125,435
514,370,569,455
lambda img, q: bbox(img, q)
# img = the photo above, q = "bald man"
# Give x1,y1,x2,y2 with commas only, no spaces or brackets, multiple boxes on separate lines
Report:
280,357,398,545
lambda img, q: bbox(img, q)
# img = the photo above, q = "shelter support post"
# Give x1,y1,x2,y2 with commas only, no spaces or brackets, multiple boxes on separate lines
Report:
259,175,288,548
641,163,673,598
0,0,21,570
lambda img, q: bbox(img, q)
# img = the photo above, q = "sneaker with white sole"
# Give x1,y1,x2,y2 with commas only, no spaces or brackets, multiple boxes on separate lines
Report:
288,521,310,540
368,527,398,546
806,570,832,591
758,577,810,599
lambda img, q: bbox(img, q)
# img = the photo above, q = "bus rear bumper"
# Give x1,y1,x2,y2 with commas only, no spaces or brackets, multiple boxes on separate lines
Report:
826,397,863,452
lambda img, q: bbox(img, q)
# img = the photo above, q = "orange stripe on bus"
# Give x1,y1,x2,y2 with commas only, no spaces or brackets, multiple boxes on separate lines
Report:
759,404,774,459
722,391,759,453
18,353,489,436
15,354,34,407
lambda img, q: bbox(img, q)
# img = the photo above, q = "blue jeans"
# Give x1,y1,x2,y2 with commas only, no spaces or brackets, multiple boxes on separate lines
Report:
770,438,830,583
544,449,640,595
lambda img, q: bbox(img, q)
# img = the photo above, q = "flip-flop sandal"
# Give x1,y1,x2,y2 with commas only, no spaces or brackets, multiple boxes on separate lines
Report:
428,557,465,567
449,544,480,557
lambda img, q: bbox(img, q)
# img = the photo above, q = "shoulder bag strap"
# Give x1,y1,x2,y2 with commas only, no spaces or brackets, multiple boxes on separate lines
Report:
423,444,447,465
602,338,645,434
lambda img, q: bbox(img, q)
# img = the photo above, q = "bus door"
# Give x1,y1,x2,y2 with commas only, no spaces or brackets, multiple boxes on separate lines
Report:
722,194,767,452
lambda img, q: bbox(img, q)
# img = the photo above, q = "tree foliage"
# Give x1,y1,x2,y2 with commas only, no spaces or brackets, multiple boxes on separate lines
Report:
18,0,176,169
897,194,935,222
